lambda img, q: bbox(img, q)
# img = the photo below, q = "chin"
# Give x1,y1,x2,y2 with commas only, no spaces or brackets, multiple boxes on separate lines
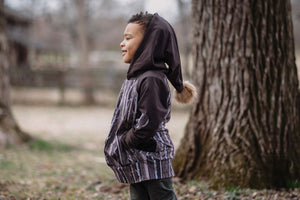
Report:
123,58,131,64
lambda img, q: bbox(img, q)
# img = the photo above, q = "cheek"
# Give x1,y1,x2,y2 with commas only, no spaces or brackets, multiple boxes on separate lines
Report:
129,41,139,55
126,46,134,58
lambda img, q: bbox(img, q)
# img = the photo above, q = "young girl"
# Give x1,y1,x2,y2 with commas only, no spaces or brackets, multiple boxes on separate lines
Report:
104,12,196,200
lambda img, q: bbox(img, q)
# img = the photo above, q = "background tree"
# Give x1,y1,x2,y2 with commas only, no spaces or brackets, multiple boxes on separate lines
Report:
173,0,300,189
74,0,95,104
0,0,32,148
176,0,192,79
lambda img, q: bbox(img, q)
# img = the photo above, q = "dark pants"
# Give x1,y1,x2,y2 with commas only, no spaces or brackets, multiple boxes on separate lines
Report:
129,178,177,200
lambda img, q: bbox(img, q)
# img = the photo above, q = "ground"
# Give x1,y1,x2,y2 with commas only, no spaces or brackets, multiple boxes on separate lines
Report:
0,103,299,199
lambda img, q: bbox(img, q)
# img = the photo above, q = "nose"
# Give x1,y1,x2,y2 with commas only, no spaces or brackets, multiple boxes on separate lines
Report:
120,40,125,47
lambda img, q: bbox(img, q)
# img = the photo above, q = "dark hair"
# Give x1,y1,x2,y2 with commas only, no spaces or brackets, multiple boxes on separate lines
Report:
128,12,153,32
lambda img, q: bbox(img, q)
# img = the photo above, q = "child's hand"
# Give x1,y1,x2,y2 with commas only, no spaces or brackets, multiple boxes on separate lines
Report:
136,138,157,152
120,131,157,152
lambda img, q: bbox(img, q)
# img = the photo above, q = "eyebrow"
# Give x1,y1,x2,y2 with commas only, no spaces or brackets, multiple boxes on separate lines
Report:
124,33,133,37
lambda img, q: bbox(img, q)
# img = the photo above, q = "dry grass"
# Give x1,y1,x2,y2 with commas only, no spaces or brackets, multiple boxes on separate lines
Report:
1,104,298,199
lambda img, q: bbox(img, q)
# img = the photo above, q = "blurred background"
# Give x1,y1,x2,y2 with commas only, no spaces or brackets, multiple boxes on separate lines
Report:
4,0,193,106
4,0,300,106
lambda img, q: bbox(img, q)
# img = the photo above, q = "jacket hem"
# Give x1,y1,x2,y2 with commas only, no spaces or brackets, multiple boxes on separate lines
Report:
111,159,175,184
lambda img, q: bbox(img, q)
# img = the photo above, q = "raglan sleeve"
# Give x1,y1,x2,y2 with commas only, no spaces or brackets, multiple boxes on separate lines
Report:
121,76,169,152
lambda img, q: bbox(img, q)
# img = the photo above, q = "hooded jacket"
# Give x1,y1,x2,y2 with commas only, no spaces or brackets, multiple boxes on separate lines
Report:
104,13,184,184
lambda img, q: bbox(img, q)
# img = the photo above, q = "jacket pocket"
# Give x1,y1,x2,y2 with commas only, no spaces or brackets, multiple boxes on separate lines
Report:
105,131,137,167
119,135,137,166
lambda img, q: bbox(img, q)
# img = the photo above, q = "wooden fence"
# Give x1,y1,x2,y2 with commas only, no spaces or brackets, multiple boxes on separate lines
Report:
9,67,126,91
9,67,127,105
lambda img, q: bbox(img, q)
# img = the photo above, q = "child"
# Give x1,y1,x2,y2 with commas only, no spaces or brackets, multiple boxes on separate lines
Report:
104,12,196,200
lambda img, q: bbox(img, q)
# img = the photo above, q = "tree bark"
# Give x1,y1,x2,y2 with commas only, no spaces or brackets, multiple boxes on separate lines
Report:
173,0,300,189
0,0,32,148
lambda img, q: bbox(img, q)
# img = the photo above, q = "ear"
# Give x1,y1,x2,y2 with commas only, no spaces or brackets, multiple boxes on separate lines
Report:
174,81,197,104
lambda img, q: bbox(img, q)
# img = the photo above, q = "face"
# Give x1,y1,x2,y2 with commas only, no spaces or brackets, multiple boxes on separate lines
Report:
120,23,144,63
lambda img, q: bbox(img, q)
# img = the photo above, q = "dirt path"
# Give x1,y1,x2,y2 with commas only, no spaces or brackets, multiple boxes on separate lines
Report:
12,105,189,150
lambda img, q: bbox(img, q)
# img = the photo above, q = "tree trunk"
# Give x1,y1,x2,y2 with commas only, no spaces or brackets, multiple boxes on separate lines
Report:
0,0,32,148
177,0,192,79
173,0,300,189
75,0,95,105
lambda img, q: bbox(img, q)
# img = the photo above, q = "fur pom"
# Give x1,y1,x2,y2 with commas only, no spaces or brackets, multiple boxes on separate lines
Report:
174,81,197,104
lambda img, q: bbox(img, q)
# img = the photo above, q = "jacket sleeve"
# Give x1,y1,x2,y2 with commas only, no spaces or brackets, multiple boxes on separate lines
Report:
122,76,169,151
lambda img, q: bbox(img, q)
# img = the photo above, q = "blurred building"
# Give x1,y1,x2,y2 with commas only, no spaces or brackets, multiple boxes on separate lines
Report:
5,6,32,70
5,6,70,87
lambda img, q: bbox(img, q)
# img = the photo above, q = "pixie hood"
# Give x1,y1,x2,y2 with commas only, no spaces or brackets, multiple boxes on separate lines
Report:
127,13,184,92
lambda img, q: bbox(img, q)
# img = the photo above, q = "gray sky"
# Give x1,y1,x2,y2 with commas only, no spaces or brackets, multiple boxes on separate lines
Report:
6,0,180,23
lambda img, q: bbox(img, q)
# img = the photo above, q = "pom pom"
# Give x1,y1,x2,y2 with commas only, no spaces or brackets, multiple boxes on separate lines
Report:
174,81,197,104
